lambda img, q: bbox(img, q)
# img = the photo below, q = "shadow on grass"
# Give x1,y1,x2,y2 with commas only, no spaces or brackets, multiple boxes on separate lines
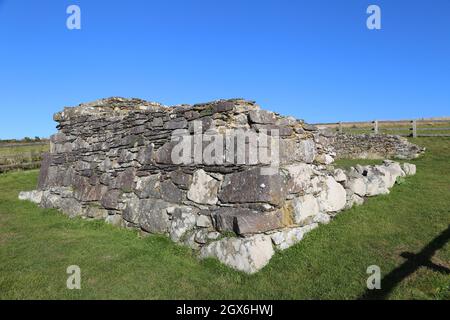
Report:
360,225,450,300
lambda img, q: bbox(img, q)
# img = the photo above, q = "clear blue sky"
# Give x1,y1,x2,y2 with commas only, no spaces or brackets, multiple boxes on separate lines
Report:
1,0,449,139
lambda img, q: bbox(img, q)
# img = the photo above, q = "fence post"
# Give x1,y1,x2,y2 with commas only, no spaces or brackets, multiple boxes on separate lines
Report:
373,120,379,134
338,121,342,133
411,120,417,138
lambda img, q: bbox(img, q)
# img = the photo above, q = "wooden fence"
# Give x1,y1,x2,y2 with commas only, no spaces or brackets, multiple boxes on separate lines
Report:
0,142,49,173
314,119,450,137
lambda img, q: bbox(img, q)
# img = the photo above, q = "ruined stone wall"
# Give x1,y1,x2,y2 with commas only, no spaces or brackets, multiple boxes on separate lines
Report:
325,132,424,160
20,97,420,273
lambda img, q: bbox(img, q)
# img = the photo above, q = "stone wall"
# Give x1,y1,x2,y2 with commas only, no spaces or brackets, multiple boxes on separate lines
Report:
19,97,420,273
325,132,424,160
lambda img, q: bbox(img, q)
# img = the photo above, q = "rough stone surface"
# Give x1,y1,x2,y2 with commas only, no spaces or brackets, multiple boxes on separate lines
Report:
200,235,275,274
19,97,421,273
187,169,220,205
18,190,43,204
219,168,288,206
270,224,318,250
402,163,417,176
328,133,424,160
317,176,347,212
293,194,320,224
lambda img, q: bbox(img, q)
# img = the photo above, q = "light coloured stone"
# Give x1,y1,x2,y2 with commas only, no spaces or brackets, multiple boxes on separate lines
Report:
313,212,331,224
402,163,416,176
200,235,274,274
345,193,365,209
196,215,212,228
293,194,320,224
187,169,220,205
270,223,319,250
333,169,347,182
317,176,347,212
347,177,367,197
315,154,334,165
18,190,43,204
365,176,389,196
105,215,124,227
169,207,197,242
283,163,313,193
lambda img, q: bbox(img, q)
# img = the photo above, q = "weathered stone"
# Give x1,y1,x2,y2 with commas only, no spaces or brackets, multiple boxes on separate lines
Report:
270,224,318,250
111,168,135,191
315,154,334,165
187,169,220,205
248,110,277,124
234,211,285,235
210,101,235,113
58,197,84,218
169,170,192,190
23,96,422,274
160,180,183,203
402,163,416,176
330,133,424,160
365,175,389,196
293,194,320,225
139,199,171,233
188,116,213,133
313,213,331,224
283,163,313,194
200,235,274,274
136,144,154,165
213,207,286,235
105,214,124,227
100,190,122,209
196,215,212,228
122,195,141,224
164,118,188,130
346,177,367,197
333,169,347,182
154,141,178,164
85,206,109,219
280,139,316,164
298,139,316,163
194,229,209,244
345,193,365,209
213,207,255,232
207,231,221,240
219,168,288,206
37,153,52,190
317,176,346,212
74,178,108,201
169,206,197,242
18,190,43,204
135,174,162,199
118,149,136,163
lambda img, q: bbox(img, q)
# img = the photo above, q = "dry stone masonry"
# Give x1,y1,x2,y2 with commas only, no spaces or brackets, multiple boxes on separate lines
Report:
326,132,424,160
19,97,421,273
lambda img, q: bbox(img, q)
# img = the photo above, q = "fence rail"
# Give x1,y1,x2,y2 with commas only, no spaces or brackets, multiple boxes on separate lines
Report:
0,161,42,173
315,119,450,138
0,142,49,174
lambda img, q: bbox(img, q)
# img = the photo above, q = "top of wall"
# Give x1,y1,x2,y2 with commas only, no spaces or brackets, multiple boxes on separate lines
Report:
53,97,274,122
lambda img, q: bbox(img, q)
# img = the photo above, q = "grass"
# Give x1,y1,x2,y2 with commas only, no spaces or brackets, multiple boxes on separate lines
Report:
0,138,449,300
0,142,49,172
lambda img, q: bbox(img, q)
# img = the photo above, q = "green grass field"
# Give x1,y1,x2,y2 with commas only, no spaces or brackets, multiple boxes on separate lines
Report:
0,138,449,300
0,142,49,173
